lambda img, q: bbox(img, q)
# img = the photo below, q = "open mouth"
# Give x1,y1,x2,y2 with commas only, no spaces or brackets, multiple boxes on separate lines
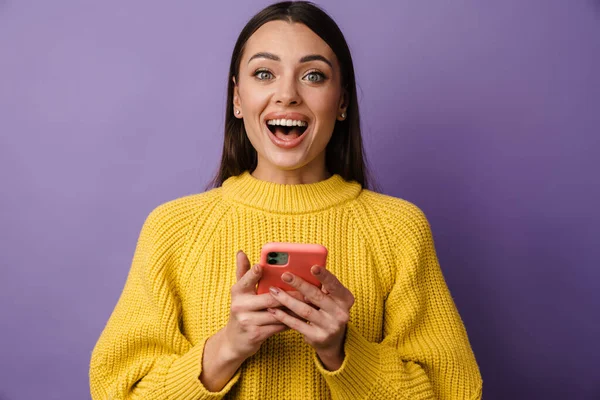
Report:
266,122,309,140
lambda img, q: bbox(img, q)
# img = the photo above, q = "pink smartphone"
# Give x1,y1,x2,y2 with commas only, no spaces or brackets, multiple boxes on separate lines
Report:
256,242,328,295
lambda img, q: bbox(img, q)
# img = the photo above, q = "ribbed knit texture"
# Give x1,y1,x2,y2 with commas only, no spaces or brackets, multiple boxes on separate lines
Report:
90,171,482,399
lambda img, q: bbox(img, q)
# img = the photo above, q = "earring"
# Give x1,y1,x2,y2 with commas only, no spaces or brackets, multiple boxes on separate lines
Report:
341,112,346,119
235,109,240,115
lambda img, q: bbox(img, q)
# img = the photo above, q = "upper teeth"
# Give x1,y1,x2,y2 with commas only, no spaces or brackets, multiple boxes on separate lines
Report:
267,119,308,127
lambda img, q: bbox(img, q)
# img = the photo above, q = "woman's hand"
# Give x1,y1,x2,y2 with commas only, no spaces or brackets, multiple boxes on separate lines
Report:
201,250,288,391
266,266,355,371
221,250,290,360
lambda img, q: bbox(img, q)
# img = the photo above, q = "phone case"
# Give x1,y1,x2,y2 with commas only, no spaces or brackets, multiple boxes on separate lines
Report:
256,242,328,295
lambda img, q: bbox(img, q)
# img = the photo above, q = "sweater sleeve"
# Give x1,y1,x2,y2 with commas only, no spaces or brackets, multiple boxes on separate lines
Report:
314,206,482,399
89,202,240,399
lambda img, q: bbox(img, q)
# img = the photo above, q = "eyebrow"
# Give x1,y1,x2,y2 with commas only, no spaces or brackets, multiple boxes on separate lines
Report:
247,52,333,68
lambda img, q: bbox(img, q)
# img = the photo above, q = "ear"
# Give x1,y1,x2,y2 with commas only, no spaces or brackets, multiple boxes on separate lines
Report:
232,76,242,118
337,87,349,121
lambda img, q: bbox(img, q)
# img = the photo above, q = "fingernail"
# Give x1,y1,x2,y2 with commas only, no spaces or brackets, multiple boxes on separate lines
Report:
253,264,261,274
281,272,293,283
312,266,321,275
269,286,280,296
237,250,243,256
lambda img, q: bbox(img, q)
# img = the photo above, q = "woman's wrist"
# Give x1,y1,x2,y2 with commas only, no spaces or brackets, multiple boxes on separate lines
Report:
199,328,246,392
218,326,249,364
316,345,345,371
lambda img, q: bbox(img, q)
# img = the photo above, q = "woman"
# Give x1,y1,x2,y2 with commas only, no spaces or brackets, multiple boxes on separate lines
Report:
90,2,483,399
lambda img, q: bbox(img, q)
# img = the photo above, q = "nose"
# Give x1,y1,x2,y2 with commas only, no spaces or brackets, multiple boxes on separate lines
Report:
273,75,301,106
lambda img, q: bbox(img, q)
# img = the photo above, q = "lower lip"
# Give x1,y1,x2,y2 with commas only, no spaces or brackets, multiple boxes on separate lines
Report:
265,124,309,149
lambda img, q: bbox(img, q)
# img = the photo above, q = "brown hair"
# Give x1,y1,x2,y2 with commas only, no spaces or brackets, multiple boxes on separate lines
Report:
209,1,375,190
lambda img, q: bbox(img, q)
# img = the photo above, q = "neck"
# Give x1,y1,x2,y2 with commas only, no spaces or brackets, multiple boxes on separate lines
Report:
251,156,330,185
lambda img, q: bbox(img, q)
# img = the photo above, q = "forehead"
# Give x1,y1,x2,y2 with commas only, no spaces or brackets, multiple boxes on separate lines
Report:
243,20,336,63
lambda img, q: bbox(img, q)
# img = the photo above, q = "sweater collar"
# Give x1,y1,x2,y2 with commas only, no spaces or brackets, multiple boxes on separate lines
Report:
221,171,362,214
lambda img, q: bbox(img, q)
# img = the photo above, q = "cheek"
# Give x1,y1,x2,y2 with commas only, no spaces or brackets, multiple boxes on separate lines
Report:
239,86,268,138
240,85,267,108
304,88,340,116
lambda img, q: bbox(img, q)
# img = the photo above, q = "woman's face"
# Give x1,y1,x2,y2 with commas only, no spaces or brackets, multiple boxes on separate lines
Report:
233,21,347,178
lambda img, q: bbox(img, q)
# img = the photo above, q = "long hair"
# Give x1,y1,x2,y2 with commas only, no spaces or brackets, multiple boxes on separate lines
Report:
209,1,375,189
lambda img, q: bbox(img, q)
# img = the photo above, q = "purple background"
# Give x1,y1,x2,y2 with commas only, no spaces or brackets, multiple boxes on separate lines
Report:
1,1,599,399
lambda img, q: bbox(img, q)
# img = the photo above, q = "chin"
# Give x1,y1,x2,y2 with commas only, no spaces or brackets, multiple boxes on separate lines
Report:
267,155,310,171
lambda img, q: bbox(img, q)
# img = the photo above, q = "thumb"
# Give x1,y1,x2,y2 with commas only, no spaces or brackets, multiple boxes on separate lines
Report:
236,250,251,282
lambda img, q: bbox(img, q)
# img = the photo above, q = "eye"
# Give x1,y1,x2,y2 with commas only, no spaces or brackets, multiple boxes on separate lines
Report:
254,69,273,81
304,71,326,83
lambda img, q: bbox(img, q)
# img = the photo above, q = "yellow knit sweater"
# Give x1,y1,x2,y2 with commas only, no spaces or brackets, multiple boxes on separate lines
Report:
90,171,482,399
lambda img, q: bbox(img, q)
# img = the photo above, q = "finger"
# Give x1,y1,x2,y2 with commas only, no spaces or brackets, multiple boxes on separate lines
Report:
258,323,289,339
286,290,305,302
305,288,327,306
280,272,338,312
235,250,250,282
267,307,312,336
268,286,323,325
234,293,284,311
237,311,287,326
232,263,263,294
280,307,305,321
311,266,353,308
